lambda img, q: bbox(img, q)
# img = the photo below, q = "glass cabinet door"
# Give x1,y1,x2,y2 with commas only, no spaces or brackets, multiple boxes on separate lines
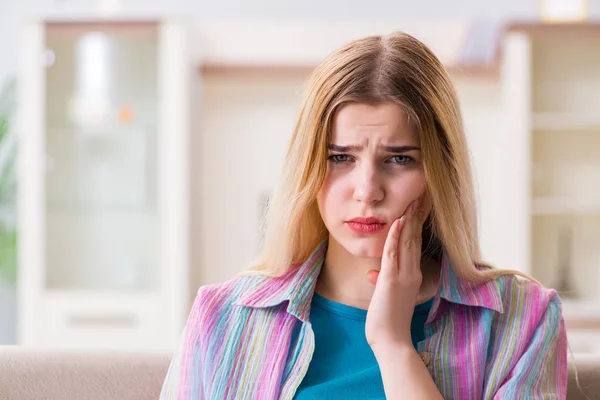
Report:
43,23,159,292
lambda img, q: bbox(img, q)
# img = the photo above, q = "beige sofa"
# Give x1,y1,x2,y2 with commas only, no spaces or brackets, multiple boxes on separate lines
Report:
0,346,598,399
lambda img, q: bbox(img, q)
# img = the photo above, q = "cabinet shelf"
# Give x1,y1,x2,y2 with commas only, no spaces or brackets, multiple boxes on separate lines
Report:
532,112,600,131
533,197,600,215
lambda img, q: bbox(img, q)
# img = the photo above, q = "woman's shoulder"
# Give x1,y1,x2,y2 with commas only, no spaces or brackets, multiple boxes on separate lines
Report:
474,268,567,374
486,268,563,328
497,269,561,305
193,274,265,313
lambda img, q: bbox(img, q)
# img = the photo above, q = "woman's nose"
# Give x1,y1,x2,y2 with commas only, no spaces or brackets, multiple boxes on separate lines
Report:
352,165,384,204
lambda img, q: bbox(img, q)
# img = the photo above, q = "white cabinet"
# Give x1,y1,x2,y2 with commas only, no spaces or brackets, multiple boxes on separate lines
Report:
501,25,600,310
17,17,190,350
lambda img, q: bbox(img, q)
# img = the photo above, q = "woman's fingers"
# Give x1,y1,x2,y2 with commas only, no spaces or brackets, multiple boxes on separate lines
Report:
380,218,403,276
402,201,418,251
366,269,379,286
368,195,429,286
398,198,424,280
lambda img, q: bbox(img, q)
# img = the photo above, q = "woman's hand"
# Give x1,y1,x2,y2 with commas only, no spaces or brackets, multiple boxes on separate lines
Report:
365,196,430,353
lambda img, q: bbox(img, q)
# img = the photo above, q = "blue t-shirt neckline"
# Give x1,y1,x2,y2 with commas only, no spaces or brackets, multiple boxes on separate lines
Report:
291,291,435,399
311,291,434,321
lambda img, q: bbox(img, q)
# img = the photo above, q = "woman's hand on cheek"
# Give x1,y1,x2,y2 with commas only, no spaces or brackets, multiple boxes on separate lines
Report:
365,196,429,355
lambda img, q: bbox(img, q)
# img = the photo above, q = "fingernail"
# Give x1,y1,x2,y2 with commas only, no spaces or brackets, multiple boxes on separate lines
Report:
400,215,406,221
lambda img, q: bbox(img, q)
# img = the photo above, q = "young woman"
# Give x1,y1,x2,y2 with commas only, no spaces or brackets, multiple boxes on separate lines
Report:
160,32,567,399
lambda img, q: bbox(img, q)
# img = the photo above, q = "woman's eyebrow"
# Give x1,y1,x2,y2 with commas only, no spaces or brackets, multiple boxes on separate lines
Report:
327,144,421,152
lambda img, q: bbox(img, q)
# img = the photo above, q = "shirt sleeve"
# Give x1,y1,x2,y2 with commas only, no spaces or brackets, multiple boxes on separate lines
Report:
493,293,568,399
160,287,209,400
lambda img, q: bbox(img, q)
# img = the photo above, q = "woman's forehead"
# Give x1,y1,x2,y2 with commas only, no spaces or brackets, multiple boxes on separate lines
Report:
331,103,418,146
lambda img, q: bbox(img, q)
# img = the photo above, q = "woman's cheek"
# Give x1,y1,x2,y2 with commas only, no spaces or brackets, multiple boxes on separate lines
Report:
391,174,425,199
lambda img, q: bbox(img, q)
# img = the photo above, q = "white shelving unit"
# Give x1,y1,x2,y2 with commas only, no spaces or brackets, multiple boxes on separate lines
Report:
17,16,191,350
532,112,600,131
501,24,600,316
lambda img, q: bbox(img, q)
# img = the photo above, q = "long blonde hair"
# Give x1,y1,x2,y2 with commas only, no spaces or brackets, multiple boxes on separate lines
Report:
243,31,537,285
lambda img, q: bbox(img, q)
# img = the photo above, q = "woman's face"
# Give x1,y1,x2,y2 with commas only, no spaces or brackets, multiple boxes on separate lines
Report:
317,102,427,258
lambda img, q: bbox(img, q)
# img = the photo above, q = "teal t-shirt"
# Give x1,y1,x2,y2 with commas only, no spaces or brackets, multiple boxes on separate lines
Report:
292,292,434,399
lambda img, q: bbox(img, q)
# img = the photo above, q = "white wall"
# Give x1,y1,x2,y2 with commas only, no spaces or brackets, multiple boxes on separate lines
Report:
196,75,303,285
189,0,538,19
453,76,505,268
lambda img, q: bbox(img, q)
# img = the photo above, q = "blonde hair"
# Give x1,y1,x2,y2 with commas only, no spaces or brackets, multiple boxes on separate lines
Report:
242,31,536,285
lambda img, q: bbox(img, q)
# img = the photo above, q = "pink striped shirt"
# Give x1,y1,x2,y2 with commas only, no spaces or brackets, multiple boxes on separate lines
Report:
160,239,568,399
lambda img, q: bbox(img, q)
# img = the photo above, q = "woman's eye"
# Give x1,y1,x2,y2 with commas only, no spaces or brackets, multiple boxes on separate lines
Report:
328,154,351,163
389,155,413,165
328,154,414,165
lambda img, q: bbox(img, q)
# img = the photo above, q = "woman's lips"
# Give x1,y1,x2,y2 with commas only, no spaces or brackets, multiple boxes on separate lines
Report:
346,221,387,234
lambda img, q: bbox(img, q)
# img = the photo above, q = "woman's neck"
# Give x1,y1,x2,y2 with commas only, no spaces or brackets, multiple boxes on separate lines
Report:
315,236,441,310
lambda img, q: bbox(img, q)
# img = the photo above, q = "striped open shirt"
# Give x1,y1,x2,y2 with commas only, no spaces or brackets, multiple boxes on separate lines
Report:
160,239,567,399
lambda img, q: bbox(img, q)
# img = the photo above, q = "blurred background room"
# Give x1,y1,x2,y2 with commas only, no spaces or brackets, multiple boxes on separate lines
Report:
0,0,599,357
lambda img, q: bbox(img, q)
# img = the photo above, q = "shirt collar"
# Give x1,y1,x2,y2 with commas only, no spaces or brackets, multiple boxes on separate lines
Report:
235,238,504,323
425,252,504,324
234,240,327,322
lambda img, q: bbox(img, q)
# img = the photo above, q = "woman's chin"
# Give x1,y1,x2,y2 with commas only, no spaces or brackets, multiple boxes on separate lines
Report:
339,235,385,259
